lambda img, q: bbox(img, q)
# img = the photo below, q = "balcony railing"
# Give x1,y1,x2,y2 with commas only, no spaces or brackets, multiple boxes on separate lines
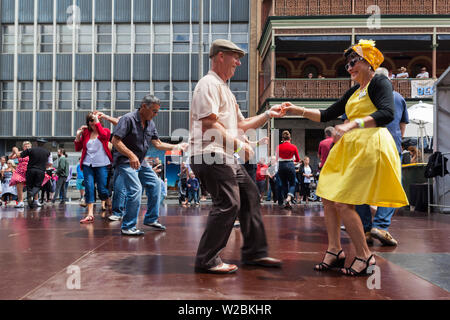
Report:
260,78,425,105
272,0,448,16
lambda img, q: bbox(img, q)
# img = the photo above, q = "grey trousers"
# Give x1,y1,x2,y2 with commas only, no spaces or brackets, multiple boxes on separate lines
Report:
53,175,67,202
190,154,269,269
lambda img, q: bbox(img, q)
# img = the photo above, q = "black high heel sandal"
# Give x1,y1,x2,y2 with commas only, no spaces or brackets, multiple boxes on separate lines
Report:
314,249,346,271
340,254,376,276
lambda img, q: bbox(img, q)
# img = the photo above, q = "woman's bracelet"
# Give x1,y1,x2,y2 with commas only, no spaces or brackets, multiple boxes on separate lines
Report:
301,107,306,117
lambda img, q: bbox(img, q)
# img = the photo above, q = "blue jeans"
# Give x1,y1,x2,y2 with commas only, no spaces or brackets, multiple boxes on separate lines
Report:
114,164,161,230
356,153,402,232
356,205,396,232
278,161,296,200
112,168,126,217
188,189,199,203
160,178,166,206
82,165,110,204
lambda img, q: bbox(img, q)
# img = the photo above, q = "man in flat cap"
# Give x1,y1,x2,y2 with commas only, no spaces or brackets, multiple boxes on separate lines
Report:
12,138,51,208
189,39,285,274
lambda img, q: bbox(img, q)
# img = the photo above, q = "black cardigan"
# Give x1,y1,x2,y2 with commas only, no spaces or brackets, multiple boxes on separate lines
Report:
319,74,394,126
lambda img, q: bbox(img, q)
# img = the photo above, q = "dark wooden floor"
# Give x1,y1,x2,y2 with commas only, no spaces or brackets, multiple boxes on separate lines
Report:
0,201,449,300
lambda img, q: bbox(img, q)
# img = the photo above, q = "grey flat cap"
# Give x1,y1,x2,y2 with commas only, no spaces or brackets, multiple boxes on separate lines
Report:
36,138,47,143
209,39,245,58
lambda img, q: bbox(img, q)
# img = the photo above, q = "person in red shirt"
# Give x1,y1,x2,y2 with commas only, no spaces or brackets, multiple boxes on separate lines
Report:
255,158,268,202
318,126,335,170
74,112,113,224
276,131,301,209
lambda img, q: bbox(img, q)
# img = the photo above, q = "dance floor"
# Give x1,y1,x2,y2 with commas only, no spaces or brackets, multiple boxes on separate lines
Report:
0,201,449,300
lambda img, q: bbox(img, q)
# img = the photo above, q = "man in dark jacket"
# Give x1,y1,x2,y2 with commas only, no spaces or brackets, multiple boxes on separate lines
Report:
18,138,51,208
52,148,70,204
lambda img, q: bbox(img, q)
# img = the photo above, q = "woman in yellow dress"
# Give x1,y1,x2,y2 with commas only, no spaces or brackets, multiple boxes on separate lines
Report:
283,40,408,276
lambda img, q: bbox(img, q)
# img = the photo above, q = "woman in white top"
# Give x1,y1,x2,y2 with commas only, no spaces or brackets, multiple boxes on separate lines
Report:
74,112,113,224
300,156,313,204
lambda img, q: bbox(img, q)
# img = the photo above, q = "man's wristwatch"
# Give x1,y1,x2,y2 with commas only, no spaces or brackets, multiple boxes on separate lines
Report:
264,110,271,119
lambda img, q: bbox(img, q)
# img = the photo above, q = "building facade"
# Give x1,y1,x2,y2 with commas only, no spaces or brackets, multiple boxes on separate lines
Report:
0,0,252,155
256,0,450,166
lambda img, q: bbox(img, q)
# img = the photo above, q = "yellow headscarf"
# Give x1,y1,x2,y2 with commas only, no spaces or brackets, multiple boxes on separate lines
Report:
347,39,384,71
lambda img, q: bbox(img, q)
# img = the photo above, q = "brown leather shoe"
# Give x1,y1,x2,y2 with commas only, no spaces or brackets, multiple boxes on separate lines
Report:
195,263,238,274
370,228,398,246
243,257,282,268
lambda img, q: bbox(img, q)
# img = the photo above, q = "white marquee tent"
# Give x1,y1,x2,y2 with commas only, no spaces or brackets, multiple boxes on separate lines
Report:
432,66,450,213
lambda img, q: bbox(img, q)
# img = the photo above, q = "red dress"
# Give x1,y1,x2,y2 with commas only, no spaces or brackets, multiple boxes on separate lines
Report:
9,156,51,187
10,157,28,186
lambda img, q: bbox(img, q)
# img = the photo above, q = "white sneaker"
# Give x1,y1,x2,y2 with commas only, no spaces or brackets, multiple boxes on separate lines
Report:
144,221,166,231
15,202,25,208
108,214,122,221
33,200,42,207
121,227,144,236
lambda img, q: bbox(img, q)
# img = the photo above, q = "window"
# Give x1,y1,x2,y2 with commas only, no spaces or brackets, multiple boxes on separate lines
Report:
2,25,15,53
230,82,248,111
38,82,52,110
303,65,318,78
191,24,209,53
116,25,131,53
154,82,169,110
76,82,91,110
57,82,72,110
231,23,248,53
58,25,72,53
134,82,150,108
96,82,111,110
276,65,288,78
172,82,189,110
19,82,33,110
211,23,228,42
135,25,151,53
173,24,190,53
97,25,112,52
153,24,170,53
115,82,130,110
1,82,14,110
40,25,54,53
77,25,92,53
20,25,34,53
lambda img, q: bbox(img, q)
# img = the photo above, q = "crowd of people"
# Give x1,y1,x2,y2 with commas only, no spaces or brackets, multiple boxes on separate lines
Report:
0,38,414,278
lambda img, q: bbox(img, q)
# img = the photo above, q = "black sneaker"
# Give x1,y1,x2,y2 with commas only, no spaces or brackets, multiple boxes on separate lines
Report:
27,195,34,209
143,221,166,231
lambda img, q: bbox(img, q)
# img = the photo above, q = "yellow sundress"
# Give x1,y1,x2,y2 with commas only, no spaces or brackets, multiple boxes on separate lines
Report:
315,84,409,207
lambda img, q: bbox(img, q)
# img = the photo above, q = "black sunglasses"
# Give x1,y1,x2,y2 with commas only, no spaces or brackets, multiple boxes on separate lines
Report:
345,56,364,71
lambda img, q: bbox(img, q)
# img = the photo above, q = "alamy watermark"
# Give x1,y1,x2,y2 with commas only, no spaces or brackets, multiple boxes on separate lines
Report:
66,265,81,290
366,265,381,289
367,5,381,30
66,5,81,31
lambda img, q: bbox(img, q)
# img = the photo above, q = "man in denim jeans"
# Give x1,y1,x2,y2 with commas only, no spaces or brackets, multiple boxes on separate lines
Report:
110,95,188,236
355,67,409,246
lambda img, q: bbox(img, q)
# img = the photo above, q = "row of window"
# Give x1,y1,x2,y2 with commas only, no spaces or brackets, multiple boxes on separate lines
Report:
2,23,249,54
0,81,248,111
0,0,249,25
